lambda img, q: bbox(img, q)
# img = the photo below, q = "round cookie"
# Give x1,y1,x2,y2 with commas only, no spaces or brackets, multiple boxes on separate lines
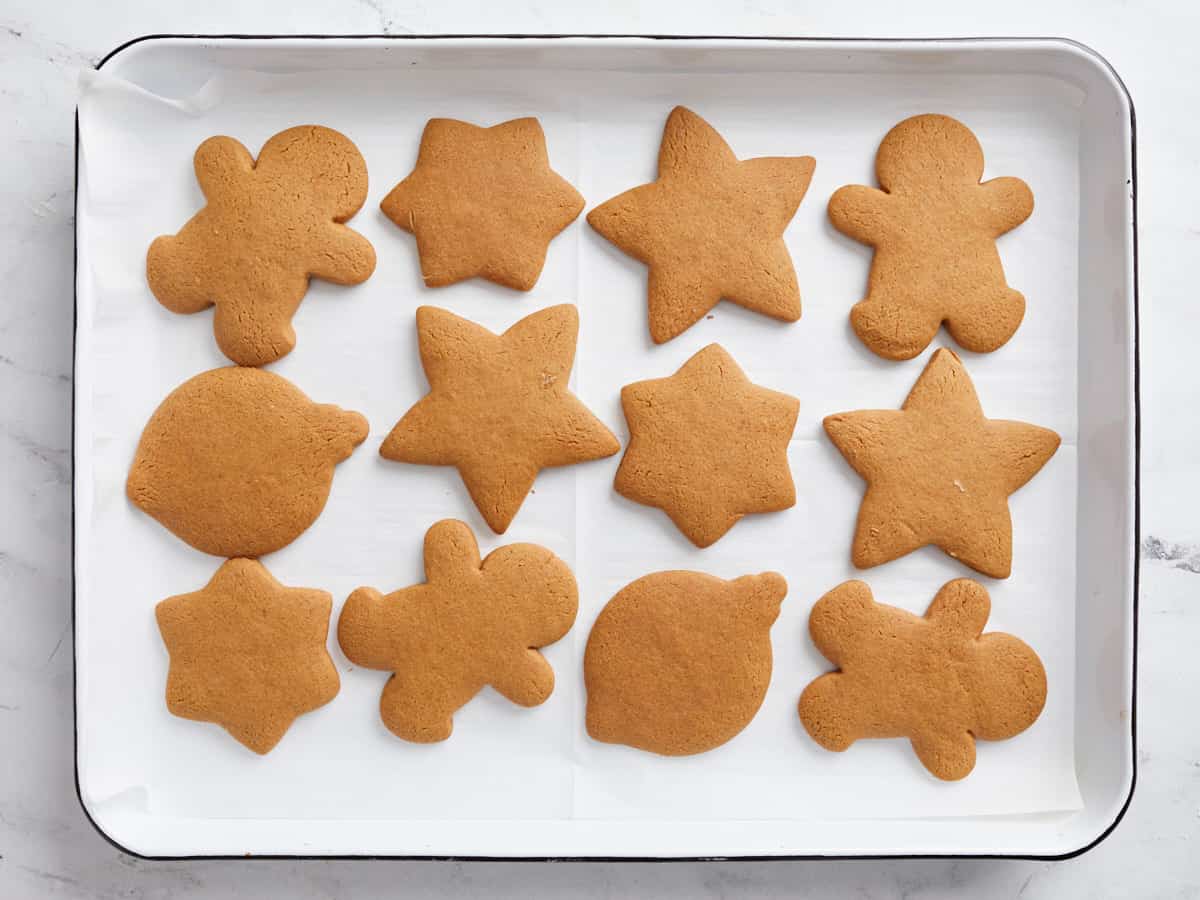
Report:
584,570,788,756
127,366,368,558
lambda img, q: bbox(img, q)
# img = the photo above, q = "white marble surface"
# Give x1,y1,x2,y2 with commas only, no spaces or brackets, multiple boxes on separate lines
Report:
1,0,1195,895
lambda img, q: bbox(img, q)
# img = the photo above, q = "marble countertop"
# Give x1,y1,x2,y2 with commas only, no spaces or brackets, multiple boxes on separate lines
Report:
2,0,1196,896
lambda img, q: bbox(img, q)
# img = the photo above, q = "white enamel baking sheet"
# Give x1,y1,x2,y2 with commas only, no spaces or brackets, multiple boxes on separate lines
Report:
73,36,1136,859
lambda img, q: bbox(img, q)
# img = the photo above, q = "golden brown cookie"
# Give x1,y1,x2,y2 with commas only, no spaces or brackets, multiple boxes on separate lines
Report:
585,570,787,756
128,366,368,558
380,117,583,290
614,343,799,547
588,106,815,343
156,558,340,754
380,304,619,533
147,125,376,367
798,578,1047,780
337,519,578,743
828,113,1034,360
823,348,1059,578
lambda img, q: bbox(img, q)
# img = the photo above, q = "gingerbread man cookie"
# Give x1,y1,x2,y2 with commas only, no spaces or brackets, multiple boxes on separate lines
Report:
615,344,799,547
798,579,1047,780
829,114,1033,360
824,348,1059,579
156,559,340,754
380,117,583,290
128,366,368,558
588,106,815,343
585,570,788,756
337,519,578,743
147,125,376,366
380,304,619,533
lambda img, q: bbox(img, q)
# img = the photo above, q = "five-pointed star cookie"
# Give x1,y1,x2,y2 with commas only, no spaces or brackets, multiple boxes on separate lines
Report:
380,117,584,291
824,348,1060,579
588,106,815,343
380,304,620,533
615,344,799,547
155,559,340,754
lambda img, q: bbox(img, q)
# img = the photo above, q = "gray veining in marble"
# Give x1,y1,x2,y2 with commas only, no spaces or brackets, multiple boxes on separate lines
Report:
2,0,1198,896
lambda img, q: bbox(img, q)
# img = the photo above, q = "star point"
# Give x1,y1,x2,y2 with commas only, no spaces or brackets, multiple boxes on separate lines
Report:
381,117,583,291
381,304,619,533
615,343,799,547
589,106,814,342
155,559,339,755
824,348,1059,578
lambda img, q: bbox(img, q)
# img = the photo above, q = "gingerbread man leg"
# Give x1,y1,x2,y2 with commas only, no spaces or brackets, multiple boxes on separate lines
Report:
850,291,942,362
380,669,478,744
212,274,307,367
943,285,1025,355
797,673,862,752
910,729,977,781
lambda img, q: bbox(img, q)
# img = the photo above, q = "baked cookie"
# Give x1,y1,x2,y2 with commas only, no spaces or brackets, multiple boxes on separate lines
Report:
380,116,583,290
798,579,1047,780
823,348,1059,578
380,304,619,533
147,125,376,367
156,558,340,754
828,113,1034,360
337,519,578,743
615,343,798,547
128,366,368,558
585,570,787,756
588,106,815,343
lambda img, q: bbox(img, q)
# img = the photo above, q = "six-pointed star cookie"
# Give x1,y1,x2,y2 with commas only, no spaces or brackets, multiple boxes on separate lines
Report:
824,348,1060,578
588,106,815,343
380,304,620,533
615,344,799,547
155,559,340,754
380,117,584,290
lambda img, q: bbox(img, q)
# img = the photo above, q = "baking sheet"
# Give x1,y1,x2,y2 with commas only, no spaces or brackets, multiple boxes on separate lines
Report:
75,57,1083,836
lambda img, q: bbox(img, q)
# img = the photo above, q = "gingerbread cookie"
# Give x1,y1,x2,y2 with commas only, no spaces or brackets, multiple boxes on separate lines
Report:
337,519,578,743
380,304,619,533
588,106,815,343
828,114,1034,360
824,348,1059,578
156,558,340,754
615,344,799,547
380,116,583,290
798,579,1047,780
585,570,787,756
128,366,368,558
147,125,376,367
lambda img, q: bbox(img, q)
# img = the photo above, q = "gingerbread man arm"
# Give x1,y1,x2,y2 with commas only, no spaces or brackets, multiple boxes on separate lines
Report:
490,649,556,707
193,136,253,200
924,578,991,638
423,518,482,583
976,176,1034,237
827,185,895,245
